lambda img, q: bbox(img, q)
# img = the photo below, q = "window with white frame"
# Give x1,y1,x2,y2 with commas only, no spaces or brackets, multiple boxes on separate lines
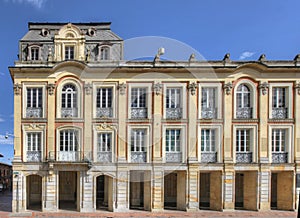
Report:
98,133,111,152
61,84,77,117
30,47,40,61
201,129,215,152
131,129,146,152
100,46,110,60
166,88,181,108
96,88,113,117
26,132,41,161
236,84,252,118
130,87,147,119
59,129,78,152
272,87,287,118
26,87,43,118
236,129,250,152
272,129,286,152
166,129,181,152
201,87,217,119
65,45,74,60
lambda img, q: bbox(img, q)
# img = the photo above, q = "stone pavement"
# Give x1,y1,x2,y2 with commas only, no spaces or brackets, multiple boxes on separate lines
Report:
0,191,297,217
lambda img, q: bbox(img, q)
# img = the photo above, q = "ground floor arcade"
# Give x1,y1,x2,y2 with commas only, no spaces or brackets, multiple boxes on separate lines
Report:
12,163,298,212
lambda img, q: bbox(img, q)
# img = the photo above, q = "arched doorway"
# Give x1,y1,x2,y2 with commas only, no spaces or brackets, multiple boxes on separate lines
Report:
26,175,42,210
96,175,113,211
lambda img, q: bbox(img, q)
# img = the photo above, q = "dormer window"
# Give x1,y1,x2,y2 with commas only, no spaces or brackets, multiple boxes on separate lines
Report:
99,46,110,60
65,46,74,60
27,45,41,61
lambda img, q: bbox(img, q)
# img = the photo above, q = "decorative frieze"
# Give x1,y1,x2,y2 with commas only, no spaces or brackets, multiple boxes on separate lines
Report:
14,83,22,95
153,82,163,95
258,82,269,95
188,82,197,95
223,82,232,95
118,82,126,95
47,83,55,95
84,83,92,95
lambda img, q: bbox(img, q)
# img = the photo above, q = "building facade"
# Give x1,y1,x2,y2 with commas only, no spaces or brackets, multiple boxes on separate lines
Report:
9,22,300,212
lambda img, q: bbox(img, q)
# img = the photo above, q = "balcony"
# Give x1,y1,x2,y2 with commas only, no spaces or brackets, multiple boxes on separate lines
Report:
272,107,288,119
166,108,182,119
131,108,147,119
272,152,288,163
96,107,113,118
166,152,182,163
236,152,252,163
61,108,78,118
97,151,112,163
201,152,217,163
26,107,42,118
201,107,217,119
131,151,147,163
48,151,91,162
26,151,41,162
236,107,252,119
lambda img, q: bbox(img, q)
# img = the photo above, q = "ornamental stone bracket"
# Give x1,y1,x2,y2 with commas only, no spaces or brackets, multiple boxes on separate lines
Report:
294,82,300,95
118,82,126,95
258,82,269,95
47,83,55,95
223,82,233,95
188,82,197,95
84,83,92,95
14,83,22,95
153,82,162,95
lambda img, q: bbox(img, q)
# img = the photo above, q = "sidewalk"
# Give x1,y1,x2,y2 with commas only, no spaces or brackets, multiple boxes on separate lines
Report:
0,191,297,218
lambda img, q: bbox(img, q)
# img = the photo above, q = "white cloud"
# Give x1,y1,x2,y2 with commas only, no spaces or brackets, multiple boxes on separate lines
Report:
0,135,13,145
0,117,4,122
9,0,46,9
239,51,255,60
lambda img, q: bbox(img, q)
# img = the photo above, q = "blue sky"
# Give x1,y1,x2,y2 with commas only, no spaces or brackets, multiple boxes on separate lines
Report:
1,0,300,164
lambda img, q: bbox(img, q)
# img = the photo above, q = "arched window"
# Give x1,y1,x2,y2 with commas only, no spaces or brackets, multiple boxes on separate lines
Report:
61,84,78,117
100,46,110,60
236,84,252,118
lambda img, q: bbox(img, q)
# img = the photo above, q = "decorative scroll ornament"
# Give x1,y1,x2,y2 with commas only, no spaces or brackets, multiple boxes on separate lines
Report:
153,82,162,95
118,82,126,95
258,82,269,95
47,83,55,95
188,82,197,95
295,82,300,95
84,83,92,95
95,123,116,130
14,83,22,95
223,82,233,95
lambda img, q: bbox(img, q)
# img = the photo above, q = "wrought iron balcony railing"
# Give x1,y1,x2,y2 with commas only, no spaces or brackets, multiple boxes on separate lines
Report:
201,152,217,163
26,107,42,118
131,151,147,163
201,107,217,119
26,151,41,162
97,151,112,163
236,152,252,163
272,152,288,163
165,152,182,163
166,108,182,119
272,107,288,119
61,108,78,118
96,107,113,118
131,108,147,119
48,151,91,162
236,107,252,119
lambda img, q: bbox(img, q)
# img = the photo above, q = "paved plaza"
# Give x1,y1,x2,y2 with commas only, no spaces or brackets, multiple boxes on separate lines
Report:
0,190,297,218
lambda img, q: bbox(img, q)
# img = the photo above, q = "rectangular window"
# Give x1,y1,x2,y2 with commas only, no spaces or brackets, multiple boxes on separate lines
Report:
100,47,109,60
272,129,286,152
31,47,39,61
96,88,112,108
201,129,216,152
65,46,74,60
97,133,111,152
166,129,181,152
59,130,78,151
236,129,250,152
131,88,146,108
272,87,286,108
166,88,181,108
27,88,42,108
131,129,146,152
27,132,41,151
201,87,216,109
